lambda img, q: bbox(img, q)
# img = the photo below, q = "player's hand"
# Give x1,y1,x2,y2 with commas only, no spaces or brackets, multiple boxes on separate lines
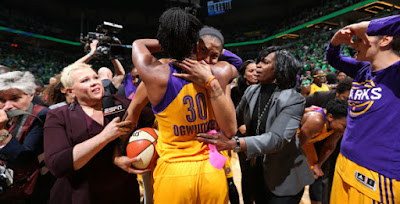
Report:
345,21,370,46
331,28,354,47
113,155,151,174
172,59,214,88
312,164,324,179
331,21,370,47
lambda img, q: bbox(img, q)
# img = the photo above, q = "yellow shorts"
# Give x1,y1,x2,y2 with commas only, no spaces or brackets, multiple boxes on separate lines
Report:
153,158,228,204
331,154,400,204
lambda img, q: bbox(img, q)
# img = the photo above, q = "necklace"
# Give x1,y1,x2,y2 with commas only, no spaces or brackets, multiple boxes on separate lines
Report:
256,91,274,135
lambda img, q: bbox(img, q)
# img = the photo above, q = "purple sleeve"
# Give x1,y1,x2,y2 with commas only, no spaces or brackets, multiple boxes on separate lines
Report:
367,15,400,36
219,49,243,70
325,43,368,78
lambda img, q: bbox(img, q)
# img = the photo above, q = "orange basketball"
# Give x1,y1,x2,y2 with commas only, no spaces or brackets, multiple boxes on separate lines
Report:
126,127,159,170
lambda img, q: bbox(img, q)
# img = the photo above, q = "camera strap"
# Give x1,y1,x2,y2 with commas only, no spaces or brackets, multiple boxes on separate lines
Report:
7,103,35,141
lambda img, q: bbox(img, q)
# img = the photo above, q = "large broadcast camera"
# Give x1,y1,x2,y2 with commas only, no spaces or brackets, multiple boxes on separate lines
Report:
80,21,125,60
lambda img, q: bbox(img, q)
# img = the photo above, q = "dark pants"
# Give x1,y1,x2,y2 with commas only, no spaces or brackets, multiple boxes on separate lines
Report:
239,152,305,204
239,153,267,204
228,177,240,204
309,177,323,202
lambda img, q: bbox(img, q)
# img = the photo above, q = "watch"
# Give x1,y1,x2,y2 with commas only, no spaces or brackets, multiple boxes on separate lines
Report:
0,132,10,142
233,136,241,153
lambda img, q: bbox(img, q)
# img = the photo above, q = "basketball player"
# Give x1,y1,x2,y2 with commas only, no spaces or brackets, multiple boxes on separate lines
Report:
114,25,240,204
131,8,236,203
297,99,348,204
301,68,331,97
327,15,400,203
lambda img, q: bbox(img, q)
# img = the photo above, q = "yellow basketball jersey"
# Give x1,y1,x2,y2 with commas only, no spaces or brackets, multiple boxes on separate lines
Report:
301,109,334,168
309,83,330,96
153,64,218,163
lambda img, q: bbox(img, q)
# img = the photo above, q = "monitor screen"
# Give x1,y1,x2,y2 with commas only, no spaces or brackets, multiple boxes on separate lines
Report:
207,0,232,16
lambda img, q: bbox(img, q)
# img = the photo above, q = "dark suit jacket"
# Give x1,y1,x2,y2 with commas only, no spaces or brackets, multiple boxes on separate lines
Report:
237,84,314,196
44,95,139,204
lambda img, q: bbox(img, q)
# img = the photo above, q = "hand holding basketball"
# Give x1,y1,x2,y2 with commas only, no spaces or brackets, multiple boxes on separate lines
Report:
126,128,159,170
113,154,151,174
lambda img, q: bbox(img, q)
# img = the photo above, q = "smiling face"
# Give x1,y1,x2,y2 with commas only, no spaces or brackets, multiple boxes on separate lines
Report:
312,70,326,86
256,52,276,84
0,88,33,111
196,35,222,65
68,68,104,106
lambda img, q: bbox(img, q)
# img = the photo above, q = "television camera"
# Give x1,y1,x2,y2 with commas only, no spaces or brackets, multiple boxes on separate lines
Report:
80,21,125,60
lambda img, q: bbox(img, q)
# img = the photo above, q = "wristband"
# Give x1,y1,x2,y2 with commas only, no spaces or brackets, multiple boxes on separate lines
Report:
205,76,216,89
88,53,94,57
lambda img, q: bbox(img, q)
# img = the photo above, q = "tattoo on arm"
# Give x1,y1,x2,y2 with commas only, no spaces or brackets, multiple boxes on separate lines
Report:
209,86,223,100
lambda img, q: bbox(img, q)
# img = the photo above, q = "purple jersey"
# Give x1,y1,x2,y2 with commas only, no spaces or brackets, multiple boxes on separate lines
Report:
326,15,400,180
219,49,243,70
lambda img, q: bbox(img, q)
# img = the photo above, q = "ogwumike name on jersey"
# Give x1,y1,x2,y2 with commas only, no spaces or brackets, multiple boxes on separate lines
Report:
173,119,216,136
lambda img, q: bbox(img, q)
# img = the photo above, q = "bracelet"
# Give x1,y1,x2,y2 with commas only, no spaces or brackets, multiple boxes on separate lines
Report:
205,76,216,89
88,53,94,57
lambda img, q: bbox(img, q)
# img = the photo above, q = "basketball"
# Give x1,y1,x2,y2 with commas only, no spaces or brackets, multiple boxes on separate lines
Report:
126,127,159,170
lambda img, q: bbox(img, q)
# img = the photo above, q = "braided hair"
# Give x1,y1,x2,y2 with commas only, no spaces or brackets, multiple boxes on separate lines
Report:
156,7,203,60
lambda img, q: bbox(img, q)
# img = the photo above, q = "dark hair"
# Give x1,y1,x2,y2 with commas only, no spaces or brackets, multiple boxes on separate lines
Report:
390,36,400,56
326,99,348,119
336,77,353,94
34,79,44,88
199,26,224,48
157,7,203,60
326,72,337,84
237,59,256,94
257,46,300,89
45,74,66,105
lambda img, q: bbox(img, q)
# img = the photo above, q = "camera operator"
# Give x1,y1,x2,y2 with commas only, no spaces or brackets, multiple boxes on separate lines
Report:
75,40,126,96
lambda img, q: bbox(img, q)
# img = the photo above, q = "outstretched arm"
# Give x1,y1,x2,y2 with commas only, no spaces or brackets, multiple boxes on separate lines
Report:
366,15,400,36
196,92,306,154
111,59,125,88
75,40,98,64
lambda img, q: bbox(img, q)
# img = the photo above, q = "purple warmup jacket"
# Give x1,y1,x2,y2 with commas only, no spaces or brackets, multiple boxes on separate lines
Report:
326,15,400,180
